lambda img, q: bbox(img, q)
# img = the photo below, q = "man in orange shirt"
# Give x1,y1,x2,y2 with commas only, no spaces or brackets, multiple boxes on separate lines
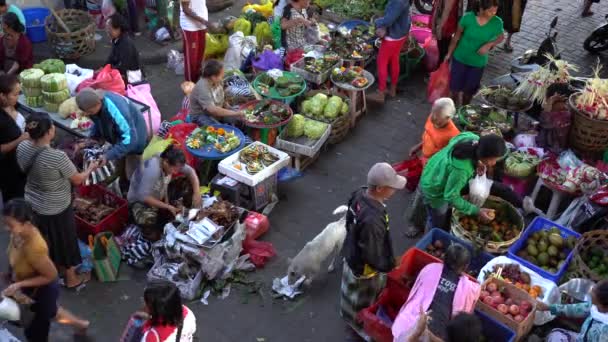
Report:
406,97,460,237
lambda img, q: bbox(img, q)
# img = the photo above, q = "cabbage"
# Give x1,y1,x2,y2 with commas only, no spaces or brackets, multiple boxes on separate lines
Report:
302,100,313,115
303,119,328,140
324,96,343,119
341,102,349,115
286,114,305,138
310,93,328,116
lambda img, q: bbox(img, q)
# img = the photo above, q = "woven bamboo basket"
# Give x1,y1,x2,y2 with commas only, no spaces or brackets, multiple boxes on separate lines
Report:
451,195,524,254
572,230,608,283
568,92,608,154
45,9,95,59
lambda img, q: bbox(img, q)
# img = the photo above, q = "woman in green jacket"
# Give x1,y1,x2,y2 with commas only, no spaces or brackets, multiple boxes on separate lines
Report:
419,132,506,230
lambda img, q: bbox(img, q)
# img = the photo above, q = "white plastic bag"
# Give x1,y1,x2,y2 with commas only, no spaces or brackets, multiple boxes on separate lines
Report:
477,256,560,325
65,64,94,96
101,0,116,18
223,32,258,71
469,173,493,207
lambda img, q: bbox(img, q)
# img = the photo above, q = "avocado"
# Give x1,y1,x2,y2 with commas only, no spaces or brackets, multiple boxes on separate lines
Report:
537,252,550,266
547,245,559,257
549,233,564,248
527,244,539,257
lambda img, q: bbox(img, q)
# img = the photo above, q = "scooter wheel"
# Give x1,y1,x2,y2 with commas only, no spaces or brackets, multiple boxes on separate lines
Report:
584,33,608,53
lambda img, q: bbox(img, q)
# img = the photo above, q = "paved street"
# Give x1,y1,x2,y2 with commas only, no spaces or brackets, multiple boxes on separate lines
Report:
4,0,608,340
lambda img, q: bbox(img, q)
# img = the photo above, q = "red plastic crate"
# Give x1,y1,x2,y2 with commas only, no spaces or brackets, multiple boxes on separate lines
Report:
74,185,128,240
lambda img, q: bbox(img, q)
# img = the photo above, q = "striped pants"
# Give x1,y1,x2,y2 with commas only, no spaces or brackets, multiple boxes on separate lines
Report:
182,29,207,82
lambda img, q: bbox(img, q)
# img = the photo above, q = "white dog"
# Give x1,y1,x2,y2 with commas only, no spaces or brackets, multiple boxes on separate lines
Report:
287,205,348,286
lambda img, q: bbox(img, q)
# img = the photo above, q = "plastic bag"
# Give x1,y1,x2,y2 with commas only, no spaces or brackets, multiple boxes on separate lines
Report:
167,123,197,168
427,61,450,103
234,17,252,36
166,50,184,75
102,0,116,17
469,173,493,207
392,157,423,192
242,236,276,268
142,136,175,161
65,64,94,96
422,37,439,71
252,50,284,71
76,64,126,95
205,34,229,58
253,21,273,47
126,83,161,135
242,0,273,17
271,17,282,49
557,149,582,171
513,133,538,148
223,32,258,71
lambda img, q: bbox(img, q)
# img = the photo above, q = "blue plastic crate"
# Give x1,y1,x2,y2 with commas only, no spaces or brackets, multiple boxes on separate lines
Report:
476,309,516,342
507,217,581,284
415,228,494,278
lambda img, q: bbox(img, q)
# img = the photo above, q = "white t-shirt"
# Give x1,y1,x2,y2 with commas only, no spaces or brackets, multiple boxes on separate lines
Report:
180,0,208,31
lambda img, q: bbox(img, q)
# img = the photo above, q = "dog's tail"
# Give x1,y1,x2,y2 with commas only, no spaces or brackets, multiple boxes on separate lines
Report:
333,205,348,216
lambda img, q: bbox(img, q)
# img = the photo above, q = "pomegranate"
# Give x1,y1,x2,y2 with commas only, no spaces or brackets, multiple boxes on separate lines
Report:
514,314,524,322
487,282,498,292
520,301,532,312
509,305,520,316
483,296,494,307
497,304,509,314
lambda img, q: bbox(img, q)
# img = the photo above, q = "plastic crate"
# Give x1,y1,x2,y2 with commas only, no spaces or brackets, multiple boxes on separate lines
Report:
415,228,494,278
476,309,516,342
74,185,128,240
275,117,331,157
23,7,50,43
290,57,341,85
507,217,581,283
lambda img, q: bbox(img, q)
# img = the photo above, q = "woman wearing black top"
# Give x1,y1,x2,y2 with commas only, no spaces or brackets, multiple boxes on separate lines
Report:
0,74,28,205
105,14,143,84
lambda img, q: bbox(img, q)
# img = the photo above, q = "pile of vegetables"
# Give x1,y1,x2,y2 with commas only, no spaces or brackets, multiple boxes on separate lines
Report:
479,86,531,112
286,114,329,140
458,104,513,134
242,99,292,126
330,25,374,60
236,144,280,175
255,72,305,98
301,93,349,121
33,59,66,74
186,126,241,154
331,66,369,88
514,55,577,106
318,0,388,21
574,65,608,120
300,53,340,75
505,151,541,178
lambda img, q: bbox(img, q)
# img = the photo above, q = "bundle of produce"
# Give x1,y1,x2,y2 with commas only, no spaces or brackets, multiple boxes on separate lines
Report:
479,279,535,323
255,72,305,98
73,195,117,225
504,151,541,177
458,104,513,134
185,126,241,153
19,68,45,101
242,99,292,126
580,246,608,278
483,264,544,299
40,73,69,113
236,143,280,175
514,226,577,274
286,114,306,138
514,55,577,106
330,25,375,60
301,53,340,75
301,93,349,121
573,65,608,120
33,58,66,74
25,95,44,108
478,86,531,112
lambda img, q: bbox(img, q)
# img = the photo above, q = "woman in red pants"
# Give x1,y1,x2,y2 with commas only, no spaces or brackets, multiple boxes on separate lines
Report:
367,0,411,104
180,0,208,83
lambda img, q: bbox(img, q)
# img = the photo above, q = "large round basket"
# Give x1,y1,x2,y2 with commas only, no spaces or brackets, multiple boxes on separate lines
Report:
451,195,524,254
45,9,95,59
568,92,608,155
572,230,608,283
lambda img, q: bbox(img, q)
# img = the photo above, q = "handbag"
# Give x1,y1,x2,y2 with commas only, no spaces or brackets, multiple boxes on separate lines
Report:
90,232,122,282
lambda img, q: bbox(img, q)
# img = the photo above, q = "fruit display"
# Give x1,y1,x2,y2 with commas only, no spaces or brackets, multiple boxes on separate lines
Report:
73,195,117,225
241,99,292,127
581,246,608,278
423,239,487,277
479,279,534,323
301,93,349,121
331,66,370,89
186,126,242,154
483,264,544,299
514,227,577,274
33,58,66,74
458,211,521,243
478,86,532,112
457,104,514,134
236,144,280,175
331,25,374,60
254,72,305,98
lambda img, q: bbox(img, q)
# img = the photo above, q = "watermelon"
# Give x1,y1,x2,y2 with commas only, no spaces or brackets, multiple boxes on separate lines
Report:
22,87,41,97
33,59,66,74
42,88,71,104
40,73,68,92
25,95,43,108
44,101,60,113
19,68,44,88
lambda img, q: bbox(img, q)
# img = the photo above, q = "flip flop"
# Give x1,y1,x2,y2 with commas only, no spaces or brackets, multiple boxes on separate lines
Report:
64,279,87,292
503,44,514,53
582,11,594,17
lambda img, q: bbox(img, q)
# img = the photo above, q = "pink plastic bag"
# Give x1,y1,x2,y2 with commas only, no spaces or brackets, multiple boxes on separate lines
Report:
77,64,126,95
242,236,276,268
422,37,439,71
427,61,450,103
126,83,161,135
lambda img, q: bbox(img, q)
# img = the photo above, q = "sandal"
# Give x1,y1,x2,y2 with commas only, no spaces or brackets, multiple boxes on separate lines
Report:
65,279,87,292
503,44,514,53
582,11,594,17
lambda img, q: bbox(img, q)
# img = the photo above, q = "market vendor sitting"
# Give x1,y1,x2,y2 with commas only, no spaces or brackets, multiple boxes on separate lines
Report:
392,244,480,341
127,144,201,240
0,12,32,76
537,82,575,154
280,0,319,51
75,88,148,181
419,132,525,231
105,14,143,85
537,279,608,341
189,60,244,126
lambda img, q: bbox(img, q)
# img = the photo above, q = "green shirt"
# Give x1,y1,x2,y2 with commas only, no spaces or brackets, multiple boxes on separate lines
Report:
453,12,503,68
420,132,480,216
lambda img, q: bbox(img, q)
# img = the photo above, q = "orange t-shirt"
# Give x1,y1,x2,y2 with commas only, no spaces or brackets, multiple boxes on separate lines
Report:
421,116,460,159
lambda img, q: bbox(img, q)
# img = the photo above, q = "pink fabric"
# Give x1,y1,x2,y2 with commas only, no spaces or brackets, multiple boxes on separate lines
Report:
391,263,480,341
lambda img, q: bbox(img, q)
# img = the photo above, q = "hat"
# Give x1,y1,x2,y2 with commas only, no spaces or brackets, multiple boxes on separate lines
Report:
367,162,406,189
75,88,102,111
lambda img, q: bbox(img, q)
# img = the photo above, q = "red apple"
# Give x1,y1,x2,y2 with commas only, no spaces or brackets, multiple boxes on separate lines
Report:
487,282,498,292
492,295,504,305
520,301,532,312
514,314,524,322
509,305,520,316
505,298,514,306
497,304,509,314
483,296,494,307
480,290,490,300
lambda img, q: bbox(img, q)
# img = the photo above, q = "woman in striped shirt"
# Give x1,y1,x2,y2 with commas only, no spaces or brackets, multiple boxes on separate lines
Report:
16,112,98,289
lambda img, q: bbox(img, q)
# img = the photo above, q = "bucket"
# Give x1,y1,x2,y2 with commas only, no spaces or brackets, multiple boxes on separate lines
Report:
410,27,432,44
23,7,50,43
411,14,431,28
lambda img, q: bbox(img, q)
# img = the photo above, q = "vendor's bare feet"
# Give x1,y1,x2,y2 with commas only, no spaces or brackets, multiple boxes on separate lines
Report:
367,90,385,104
503,43,514,53
582,11,594,17
389,84,398,97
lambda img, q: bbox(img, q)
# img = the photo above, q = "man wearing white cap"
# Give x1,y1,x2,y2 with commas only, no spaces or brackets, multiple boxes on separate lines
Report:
340,162,406,338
